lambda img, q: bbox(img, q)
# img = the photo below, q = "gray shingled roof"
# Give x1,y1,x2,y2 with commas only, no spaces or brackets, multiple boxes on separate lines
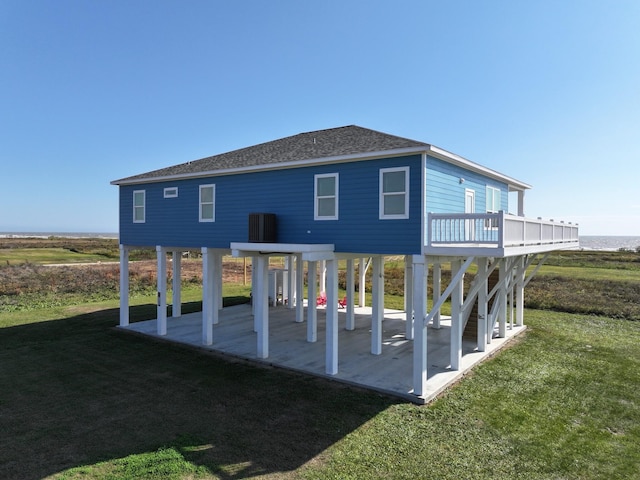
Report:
112,125,429,184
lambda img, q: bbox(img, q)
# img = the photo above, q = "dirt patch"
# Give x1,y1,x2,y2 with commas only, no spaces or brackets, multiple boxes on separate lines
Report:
127,258,250,284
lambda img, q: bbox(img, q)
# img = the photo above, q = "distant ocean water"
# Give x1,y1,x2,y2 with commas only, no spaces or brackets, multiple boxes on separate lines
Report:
578,236,640,251
0,232,118,239
1,232,638,251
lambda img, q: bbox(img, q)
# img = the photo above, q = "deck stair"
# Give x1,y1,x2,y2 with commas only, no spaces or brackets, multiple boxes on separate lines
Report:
463,269,500,339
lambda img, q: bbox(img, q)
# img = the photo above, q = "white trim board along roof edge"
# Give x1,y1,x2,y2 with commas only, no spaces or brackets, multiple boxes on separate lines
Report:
111,125,532,192
110,146,427,186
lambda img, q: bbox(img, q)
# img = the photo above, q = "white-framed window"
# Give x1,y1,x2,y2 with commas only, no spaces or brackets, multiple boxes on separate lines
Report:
486,186,501,228
314,173,339,220
164,187,178,198
133,190,145,223
379,167,409,219
199,184,215,222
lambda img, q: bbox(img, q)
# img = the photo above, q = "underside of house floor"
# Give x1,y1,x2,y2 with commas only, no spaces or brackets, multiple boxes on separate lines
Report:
118,303,526,404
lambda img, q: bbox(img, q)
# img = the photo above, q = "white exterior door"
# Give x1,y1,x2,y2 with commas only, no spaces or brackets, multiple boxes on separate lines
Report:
465,189,475,241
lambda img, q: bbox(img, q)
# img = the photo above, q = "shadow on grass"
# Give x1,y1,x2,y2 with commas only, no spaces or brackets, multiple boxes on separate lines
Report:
0,303,396,479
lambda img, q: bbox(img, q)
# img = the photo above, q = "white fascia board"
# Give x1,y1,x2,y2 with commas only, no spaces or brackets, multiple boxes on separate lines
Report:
230,242,335,259
111,146,429,186
427,145,532,191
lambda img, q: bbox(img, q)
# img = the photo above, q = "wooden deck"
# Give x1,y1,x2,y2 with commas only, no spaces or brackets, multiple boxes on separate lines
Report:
119,303,526,404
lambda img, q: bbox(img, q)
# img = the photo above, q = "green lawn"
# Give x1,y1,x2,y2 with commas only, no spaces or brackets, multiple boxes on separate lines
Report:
0,247,115,265
1,295,638,479
1,246,639,478
536,264,640,282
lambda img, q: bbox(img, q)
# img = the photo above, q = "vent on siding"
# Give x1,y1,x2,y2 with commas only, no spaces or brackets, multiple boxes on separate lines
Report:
248,213,277,243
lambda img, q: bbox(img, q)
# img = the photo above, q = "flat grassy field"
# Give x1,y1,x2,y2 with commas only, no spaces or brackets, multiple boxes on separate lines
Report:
1,238,639,478
1,298,638,479
0,247,117,265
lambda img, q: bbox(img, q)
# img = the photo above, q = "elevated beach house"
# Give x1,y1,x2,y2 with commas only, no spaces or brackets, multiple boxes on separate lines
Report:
111,125,579,403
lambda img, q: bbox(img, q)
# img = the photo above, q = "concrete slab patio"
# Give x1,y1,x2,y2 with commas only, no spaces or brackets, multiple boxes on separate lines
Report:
119,303,526,404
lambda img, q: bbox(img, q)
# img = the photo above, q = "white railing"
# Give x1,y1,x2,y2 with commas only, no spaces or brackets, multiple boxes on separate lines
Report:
427,212,579,249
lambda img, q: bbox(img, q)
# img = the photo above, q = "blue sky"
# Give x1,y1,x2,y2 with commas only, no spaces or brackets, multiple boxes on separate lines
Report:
1,0,639,235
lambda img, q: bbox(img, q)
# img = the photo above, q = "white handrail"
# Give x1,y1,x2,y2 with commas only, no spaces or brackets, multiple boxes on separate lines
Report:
427,212,579,248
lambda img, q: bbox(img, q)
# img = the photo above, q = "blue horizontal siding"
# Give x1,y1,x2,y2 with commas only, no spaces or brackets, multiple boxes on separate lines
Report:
119,155,423,255
425,156,508,214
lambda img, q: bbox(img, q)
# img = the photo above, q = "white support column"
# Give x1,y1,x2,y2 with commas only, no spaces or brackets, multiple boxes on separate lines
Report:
326,258,339,375
477,258,488,352
516,256,525,327
487,309,495,344
432,263,442,329
346,258,355,331
255,255,269,359
119,245,130,327
215,253,223,313
499,259,507,338
509,283,514,330
371,256,384,355
287,255,295,309
319,259,326,294
295,254,304,322
450,259,463,371
251,256,257,327
518,190,525,217
251,256,258,332
404,256,414,340
209,252,221,322
412,255,427,397
307,261,318,342
172,251,182,318
202,247,215,345
359,257,366,307
156,246,167,336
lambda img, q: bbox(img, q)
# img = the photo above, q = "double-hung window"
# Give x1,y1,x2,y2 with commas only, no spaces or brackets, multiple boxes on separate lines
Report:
133,190,145,223
486,186,501,228
379,167,409,219
314,173,338,220
199,184,215,222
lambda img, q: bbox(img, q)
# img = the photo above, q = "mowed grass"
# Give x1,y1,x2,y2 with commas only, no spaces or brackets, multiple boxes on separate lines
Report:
1,242,640,478
310,311,640,479
0,296,639,478
0,247,115,265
